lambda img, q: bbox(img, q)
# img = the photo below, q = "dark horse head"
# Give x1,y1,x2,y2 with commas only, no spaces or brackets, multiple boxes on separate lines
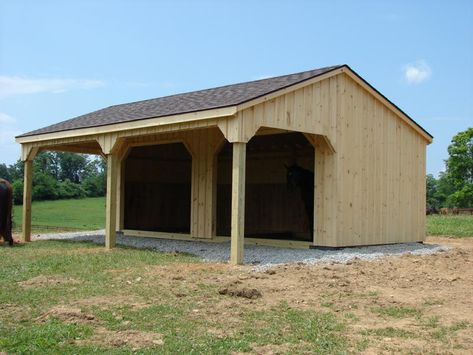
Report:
285,164,314,233
285,164,312,191
0,178,14,246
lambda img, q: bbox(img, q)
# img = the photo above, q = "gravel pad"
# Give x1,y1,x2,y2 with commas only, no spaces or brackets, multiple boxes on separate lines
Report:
33,230,448,268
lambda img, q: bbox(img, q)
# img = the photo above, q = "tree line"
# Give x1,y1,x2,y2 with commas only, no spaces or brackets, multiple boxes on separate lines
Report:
0,152,106,205
427,127,473,209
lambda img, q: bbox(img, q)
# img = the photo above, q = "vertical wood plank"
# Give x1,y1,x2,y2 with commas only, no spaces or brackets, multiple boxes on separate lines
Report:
231,142,246,265
21,160,33,243
105,154,118,249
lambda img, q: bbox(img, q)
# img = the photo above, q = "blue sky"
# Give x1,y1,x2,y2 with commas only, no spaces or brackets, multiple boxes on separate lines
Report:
0,0,472,177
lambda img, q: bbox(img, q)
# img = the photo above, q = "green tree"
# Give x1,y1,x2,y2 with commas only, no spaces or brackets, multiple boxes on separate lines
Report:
444,127,473,207
0,163,11,181
56,152,88,183
446,128,473,187
426,174,439,208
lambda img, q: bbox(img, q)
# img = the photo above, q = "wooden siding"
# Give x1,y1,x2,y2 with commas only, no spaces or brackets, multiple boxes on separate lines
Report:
330,74,426,246
237,73,427,246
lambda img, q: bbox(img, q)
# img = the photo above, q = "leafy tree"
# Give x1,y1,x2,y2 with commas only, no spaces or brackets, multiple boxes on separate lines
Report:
56,152,88,183
11,179,23,205
32,172,58,200
426,174,439,208
446,127,473,189
57,179,86,199
7,159,24,181
447,183,473,208
443,128,473,207
34,152,59,179
0,163,11,181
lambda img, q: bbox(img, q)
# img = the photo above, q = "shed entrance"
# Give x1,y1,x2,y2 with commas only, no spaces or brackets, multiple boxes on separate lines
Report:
217,132,314,241
124,142,192,233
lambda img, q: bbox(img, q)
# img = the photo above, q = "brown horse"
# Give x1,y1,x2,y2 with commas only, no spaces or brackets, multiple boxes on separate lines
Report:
0,178,14,246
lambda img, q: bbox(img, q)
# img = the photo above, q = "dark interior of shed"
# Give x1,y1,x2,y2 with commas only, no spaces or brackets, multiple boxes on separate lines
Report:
217,132,314,241
124,142,192,233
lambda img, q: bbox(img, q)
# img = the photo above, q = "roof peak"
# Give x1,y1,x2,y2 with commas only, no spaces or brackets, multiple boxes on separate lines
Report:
107,64,345,110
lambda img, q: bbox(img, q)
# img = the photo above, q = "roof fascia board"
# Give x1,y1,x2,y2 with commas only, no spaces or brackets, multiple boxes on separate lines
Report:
16,106,237,144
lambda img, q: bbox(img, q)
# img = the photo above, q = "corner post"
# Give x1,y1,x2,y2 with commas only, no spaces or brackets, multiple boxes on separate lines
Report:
105,153,118,249
21,160,33,242
231,142,246,265
21,145,38,243
97,133,122,250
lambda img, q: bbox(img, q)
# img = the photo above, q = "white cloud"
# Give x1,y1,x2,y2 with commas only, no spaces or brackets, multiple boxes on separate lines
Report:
403,60,432,85
0,112,16,124
0,128,21,145
0,113,22,163
0,75,104,99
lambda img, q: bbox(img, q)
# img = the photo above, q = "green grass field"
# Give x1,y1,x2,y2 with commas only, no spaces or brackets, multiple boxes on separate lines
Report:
12,197,105,233
11,197,473,237
426,215,473,238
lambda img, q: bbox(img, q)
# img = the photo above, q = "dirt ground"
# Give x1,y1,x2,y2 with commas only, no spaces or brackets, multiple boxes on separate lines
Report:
13,235,473,353
131,236,473,353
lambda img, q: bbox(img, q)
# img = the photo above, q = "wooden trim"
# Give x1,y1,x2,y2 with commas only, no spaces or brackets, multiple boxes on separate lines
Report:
122,229,227,242
21,145,39,162
230,142,246,264
122,230,312,249
16,107,237,144
340,68,432,143
43,144,102,155
239,237,311,249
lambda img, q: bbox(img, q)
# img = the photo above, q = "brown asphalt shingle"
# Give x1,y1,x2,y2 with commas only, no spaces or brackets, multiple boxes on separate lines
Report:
18,65,343,137
18,64,433,139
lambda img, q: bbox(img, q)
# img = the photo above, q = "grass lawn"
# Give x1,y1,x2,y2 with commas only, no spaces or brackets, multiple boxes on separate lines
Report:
0,241,347,354
426,214,473,238
12,197,105,233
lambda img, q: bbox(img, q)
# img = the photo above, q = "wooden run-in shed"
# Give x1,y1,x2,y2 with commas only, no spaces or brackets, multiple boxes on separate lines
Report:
16,65,432,264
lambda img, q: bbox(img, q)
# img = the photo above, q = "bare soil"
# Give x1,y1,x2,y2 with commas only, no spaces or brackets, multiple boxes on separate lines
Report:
18,275,79,288
34,236,472,353
137,236,473,353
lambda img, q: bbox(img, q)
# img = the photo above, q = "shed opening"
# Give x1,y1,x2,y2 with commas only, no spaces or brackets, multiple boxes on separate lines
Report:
217,132,314,241
124,142,192,233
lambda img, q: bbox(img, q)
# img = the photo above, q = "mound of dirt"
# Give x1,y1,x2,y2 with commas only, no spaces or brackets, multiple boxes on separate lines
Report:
77,328,164,349
38,305,95,323
19,275,78,288
219,287,262,299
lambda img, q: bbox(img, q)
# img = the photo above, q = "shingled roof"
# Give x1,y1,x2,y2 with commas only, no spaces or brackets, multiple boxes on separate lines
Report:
19,65,343,137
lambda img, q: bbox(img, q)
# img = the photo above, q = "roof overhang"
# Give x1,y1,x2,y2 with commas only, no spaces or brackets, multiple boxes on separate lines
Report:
16,65,432,146
16,106,237,144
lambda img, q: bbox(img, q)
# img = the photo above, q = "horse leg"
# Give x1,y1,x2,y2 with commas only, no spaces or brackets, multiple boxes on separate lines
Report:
6,211,13,246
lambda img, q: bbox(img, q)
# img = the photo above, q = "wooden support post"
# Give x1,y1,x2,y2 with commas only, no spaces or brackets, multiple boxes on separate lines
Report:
230,142,246,265
313,146,317,245
105,154,118,249
21,159,33,242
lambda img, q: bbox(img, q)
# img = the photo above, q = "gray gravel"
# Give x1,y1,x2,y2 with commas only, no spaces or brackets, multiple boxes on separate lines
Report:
33,230,448,269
